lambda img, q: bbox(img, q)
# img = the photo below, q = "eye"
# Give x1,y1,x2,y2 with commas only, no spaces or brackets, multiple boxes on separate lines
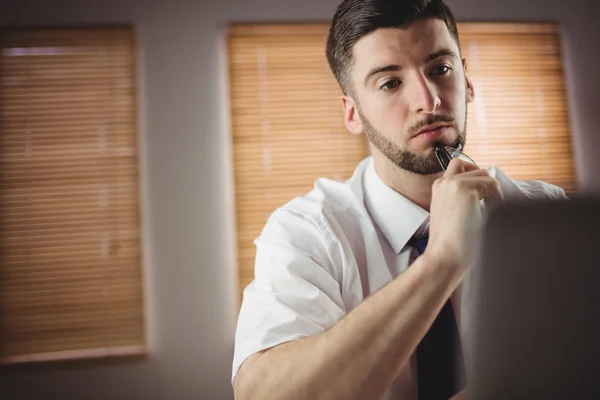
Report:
431,65,451,77
380,79,401,91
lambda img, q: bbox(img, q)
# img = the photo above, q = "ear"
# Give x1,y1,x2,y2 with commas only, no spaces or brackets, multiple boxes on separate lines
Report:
463,58,475,103
340,95,364,135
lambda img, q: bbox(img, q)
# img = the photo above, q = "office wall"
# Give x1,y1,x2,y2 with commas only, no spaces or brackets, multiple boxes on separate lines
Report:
0,0,598,399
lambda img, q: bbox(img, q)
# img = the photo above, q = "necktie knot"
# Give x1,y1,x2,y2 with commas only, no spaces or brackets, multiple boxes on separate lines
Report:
408,235,429,255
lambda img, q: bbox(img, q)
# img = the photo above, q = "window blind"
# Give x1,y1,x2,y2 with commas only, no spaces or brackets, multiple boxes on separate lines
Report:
228,25,369,303
228,23,575,304
0,27,145,363
458,23,575,192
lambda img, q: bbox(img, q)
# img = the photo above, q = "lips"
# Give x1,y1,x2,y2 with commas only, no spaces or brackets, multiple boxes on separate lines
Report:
414,124,452,137
413,125,450,141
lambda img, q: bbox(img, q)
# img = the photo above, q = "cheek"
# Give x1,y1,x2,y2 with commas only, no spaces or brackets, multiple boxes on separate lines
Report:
365,93,406,125
380,100,411,139
441,78,466,111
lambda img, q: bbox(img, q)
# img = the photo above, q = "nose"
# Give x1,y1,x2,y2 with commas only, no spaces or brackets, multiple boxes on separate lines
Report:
408,73,441,115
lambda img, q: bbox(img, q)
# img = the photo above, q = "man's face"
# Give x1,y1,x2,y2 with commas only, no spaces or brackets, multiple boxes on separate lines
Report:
342,18,474,175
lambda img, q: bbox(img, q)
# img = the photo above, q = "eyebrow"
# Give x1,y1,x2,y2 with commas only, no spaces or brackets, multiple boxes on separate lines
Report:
363,48,459,86
425,48,458,64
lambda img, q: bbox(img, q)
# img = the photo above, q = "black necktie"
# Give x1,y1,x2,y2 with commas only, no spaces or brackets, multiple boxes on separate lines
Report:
409,236,466,400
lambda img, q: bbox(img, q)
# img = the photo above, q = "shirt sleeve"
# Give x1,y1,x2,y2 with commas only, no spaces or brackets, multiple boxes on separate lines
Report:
231,207,347,382
488,166,569,200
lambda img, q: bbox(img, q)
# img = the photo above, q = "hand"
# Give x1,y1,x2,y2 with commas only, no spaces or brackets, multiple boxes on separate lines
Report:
426,158,503,277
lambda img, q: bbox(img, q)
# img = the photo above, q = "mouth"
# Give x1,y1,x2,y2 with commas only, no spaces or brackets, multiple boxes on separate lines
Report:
412,124,453,141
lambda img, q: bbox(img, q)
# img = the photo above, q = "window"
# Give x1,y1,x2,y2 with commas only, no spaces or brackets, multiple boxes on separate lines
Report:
457,23,575,191
227,23,576,304
0,27,145,363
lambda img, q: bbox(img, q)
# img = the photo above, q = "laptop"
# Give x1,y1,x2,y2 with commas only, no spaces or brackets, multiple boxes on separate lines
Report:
465,197,600,400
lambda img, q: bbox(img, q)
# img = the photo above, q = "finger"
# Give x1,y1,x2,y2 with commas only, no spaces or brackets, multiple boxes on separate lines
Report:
435,168,489,187
444,157,479,176
455,168,490,178
459,177,502,200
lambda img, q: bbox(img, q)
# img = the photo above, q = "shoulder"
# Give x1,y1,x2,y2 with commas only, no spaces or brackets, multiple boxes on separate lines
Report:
266,157,371,234
286,158,370,214
257,158,372,271
488,166,568,200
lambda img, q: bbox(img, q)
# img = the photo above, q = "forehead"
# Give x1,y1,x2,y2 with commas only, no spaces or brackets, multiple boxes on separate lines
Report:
351,19,458,78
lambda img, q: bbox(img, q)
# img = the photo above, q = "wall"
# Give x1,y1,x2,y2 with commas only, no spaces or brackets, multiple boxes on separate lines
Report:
0,0,598,399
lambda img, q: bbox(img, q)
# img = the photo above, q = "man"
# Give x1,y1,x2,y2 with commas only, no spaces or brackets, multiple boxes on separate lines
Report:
232,0,566,399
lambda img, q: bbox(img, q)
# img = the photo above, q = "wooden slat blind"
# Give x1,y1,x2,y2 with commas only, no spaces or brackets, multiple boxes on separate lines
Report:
228,23,576,303
458,23,575,191
228,25,369,301
0,28,145,363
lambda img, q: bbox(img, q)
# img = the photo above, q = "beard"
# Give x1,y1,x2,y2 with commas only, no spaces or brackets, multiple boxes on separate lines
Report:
357,105,467,175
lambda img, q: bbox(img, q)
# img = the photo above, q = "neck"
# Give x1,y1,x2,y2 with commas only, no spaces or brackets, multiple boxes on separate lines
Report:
372,154,442,212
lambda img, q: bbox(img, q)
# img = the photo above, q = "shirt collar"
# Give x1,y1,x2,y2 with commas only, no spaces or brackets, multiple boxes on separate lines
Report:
363,158,430,254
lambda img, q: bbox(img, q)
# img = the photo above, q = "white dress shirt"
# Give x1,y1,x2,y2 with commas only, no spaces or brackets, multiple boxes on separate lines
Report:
232,156,566,399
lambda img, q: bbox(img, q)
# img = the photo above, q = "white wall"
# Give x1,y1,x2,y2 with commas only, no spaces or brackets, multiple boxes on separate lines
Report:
0,0,598,399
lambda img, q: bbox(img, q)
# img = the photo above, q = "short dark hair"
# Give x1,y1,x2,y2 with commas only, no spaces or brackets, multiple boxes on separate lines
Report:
326,0,460,95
